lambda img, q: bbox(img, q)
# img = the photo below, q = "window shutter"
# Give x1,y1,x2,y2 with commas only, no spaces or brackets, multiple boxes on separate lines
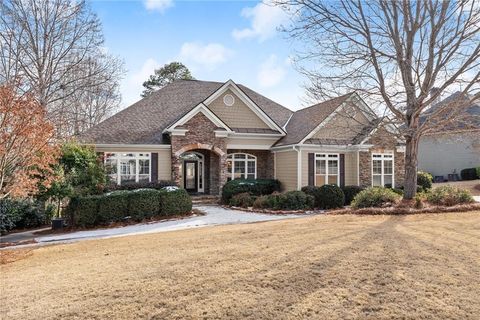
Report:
308,153,315,186
339,154,345,188
151,153,158,182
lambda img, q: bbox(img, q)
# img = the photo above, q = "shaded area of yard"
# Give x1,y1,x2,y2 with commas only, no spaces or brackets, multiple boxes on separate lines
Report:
1,212,480,319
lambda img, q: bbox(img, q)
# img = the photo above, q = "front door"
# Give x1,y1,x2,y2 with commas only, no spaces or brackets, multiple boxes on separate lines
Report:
184,160,198,193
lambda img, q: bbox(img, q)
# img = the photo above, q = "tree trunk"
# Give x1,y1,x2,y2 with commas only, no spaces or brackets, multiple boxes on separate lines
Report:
403,136,419,199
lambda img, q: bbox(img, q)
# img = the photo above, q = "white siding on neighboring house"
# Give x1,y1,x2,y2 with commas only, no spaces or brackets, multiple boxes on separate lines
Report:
418,132,480,178
274,150,298,191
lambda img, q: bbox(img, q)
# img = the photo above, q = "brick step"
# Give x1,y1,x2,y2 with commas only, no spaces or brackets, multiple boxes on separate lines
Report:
191,195,220,205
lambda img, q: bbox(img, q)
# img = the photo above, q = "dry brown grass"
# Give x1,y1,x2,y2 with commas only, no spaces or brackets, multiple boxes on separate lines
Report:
1,211,480,319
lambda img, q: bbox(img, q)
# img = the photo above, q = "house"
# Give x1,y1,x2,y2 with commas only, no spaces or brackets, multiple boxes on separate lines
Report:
418,93,480,180
80,79,405,194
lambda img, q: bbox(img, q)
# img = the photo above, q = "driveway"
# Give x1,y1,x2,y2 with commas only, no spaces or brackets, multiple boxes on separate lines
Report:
25,206,307,246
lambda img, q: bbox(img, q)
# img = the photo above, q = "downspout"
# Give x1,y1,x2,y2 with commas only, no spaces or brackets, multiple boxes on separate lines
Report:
294,145,302,190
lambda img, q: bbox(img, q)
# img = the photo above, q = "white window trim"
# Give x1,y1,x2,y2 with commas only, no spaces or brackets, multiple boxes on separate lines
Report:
105,152,152,185
371,152,395,188
227,153,257,180
314,153,340,186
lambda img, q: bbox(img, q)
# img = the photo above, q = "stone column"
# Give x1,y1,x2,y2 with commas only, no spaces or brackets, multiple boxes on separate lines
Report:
218,153,228,195
171,154,182,187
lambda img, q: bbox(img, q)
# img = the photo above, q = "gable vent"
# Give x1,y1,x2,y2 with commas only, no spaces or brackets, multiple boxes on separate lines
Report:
223,94,235,106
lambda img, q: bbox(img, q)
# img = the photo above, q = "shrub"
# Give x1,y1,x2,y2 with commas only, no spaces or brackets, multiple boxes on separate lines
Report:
221,179,281,204
97,192,130,223
341,186,365,206
302,185,345,209
351,187,402,209
158,188,192,215
252,195,273,209
417,171,433,190
476,167,480,179
128,189,161,220
105,180,176,192
426,186,474,206
460,168,478,180
301,186,323,207
230,192,255,208
0,199,52,232
276,191,314,210
66,196,101,227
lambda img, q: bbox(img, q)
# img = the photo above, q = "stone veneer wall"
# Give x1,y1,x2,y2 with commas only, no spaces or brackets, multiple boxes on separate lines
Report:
359,127,405,188
227,149,274,179
171,112,228,195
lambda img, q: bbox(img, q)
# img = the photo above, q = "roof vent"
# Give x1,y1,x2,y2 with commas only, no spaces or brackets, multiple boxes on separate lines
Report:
223,94,235,106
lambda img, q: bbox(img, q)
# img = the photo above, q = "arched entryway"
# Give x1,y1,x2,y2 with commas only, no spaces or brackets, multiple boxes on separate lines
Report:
177,149,223,194
179,152,205,193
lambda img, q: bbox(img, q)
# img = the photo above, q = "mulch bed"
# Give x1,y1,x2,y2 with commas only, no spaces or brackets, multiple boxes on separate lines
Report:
33,209,205,236
329,203,480,215
225,205,323,215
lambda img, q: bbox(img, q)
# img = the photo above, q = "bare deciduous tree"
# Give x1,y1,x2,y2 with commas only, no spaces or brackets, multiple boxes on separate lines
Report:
0,0,124,137
277,0,480,198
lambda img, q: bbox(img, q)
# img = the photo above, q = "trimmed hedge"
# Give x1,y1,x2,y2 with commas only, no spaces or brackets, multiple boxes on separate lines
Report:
461,168,479,180
301,185,345,209
66,188,192,228
221,179,281,204
351,187,402,209
417,171,433,190
158,189,192,215
342,186,365,206
426,186,474,206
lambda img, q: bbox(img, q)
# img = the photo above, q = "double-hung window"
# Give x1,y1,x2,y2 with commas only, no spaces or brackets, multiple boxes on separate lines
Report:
315,153,339,186
372,153,394,187
227,153,257,181
105,153,151,185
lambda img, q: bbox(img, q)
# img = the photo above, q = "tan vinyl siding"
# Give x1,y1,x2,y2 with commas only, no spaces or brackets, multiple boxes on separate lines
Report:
207,89,270,129
275,150,298,191
94,146,172,181
311,104,370,140
301,150,358,187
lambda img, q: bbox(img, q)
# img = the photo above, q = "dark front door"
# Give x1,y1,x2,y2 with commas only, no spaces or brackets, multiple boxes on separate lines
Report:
184,160,198,192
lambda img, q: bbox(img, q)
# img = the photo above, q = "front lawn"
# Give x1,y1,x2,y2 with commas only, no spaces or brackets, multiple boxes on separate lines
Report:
1,211,480,319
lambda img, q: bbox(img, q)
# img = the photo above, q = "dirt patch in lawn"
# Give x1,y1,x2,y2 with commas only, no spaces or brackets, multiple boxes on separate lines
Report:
0,249,33,265
1,211,480,319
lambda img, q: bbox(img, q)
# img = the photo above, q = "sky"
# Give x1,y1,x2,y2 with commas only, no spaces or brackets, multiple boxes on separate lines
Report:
90,0,307,111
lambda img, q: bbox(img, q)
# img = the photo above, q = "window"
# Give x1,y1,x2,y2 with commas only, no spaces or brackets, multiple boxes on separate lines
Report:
227,153,256,181
372,153,394,187
315,153,339,186
105,153,151,185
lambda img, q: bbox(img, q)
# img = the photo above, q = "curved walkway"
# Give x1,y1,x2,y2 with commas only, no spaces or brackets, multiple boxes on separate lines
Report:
31,206,307,245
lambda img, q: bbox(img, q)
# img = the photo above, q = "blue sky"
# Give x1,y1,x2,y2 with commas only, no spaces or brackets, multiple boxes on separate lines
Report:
90,0,306,111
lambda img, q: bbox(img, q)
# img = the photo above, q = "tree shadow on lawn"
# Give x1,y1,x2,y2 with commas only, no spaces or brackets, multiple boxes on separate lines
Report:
224,215,479,319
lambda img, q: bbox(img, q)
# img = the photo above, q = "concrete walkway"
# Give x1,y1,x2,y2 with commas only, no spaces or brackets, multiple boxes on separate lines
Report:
28,206,306,246
0,227,49,244
474,196,480,202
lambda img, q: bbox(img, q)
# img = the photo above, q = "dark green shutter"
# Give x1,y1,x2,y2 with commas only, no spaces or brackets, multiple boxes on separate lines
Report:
308,153,315,186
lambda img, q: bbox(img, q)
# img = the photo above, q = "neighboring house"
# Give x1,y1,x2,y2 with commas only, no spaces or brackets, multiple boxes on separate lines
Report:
418,93,480,180
80,79,405,195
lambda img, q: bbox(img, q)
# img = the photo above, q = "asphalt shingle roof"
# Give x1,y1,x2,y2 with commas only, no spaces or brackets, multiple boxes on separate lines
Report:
274,93,354,146
80,80,293,144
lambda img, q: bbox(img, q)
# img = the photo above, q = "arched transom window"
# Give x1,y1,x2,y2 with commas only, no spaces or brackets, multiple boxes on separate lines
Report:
227,153,257,181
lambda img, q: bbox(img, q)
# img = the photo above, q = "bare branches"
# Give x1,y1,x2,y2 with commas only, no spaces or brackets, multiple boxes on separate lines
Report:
0,0,125,138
